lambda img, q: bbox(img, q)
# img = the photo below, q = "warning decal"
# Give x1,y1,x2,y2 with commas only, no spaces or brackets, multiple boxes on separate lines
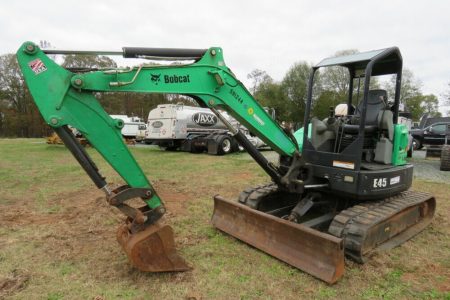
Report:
332,160,355,170
28,58,47,75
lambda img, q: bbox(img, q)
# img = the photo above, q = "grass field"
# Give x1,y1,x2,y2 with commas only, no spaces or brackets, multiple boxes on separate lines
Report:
0,139,449,299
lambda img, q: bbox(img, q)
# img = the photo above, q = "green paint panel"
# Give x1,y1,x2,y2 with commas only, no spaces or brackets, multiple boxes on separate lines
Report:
392,124,408,166
293,123,311,152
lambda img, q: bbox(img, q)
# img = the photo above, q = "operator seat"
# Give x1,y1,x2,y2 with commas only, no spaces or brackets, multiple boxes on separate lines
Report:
342,89,395,164
344,89,388,134
311,90,395,163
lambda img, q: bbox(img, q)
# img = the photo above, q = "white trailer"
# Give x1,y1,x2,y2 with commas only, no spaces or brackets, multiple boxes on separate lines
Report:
110,115,146,139
145,104,267,155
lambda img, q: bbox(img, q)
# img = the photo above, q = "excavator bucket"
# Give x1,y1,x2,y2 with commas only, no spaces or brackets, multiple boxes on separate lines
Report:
212,196,345,284
117,222,190,272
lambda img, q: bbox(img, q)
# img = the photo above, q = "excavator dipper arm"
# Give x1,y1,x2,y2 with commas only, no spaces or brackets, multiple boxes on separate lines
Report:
16,42,344,283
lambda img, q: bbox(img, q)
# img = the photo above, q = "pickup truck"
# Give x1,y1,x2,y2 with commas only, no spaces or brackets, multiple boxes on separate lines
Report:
411,122,450,150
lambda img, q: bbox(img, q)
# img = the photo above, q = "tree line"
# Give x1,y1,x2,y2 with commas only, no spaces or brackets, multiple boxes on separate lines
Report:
250,50,445,127
0,50,448,137
0,53,193,137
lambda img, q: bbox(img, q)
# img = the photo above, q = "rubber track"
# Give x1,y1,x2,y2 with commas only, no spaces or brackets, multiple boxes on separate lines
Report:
440,145,450,171
328,190,434,263
238,183,278,209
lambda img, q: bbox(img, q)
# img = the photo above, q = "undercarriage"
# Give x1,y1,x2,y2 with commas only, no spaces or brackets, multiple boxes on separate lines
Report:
212,184,435,283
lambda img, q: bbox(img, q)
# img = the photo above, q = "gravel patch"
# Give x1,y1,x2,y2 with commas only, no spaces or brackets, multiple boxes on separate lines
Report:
410,150,450,183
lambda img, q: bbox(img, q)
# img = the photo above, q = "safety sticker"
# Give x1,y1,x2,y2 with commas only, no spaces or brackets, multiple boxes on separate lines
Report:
28,58,47,75
390,176,400,185
253,114,265,125
332,160,355,169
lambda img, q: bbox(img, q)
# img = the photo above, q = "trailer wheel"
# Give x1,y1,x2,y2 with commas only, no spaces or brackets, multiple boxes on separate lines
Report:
218,136,233,155
440,145,450,171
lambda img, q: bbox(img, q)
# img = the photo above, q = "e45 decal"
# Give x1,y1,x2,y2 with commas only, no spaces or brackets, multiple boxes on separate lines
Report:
373,178,387,188
373,176,401,188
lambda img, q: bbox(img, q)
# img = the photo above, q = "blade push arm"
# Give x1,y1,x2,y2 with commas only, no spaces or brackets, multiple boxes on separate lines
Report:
16,41,299,221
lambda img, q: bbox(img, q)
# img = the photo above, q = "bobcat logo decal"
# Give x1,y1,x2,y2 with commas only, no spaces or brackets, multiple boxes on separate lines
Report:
151,74,161,85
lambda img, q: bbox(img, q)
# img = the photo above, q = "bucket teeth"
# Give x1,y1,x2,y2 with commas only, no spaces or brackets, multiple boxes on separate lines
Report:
117,221,190,272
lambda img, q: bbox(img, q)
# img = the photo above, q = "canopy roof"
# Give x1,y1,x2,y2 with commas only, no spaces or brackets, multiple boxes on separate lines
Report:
315,47,402,76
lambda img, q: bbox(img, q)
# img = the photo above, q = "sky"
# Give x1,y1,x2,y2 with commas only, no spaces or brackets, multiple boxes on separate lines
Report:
1,0,449,111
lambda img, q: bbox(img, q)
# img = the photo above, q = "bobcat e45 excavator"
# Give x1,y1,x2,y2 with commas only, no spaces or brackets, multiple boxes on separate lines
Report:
17,42,435,283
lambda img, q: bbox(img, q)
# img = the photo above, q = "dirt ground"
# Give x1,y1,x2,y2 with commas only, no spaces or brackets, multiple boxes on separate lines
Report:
0,139,449,299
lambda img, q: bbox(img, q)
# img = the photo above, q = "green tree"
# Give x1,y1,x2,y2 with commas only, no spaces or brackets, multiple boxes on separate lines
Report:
422,94,440,115
385,69,421,105
311,49,381,119
405,94,424,120
62,54,168,120
254,80,290,122
444,82,450,105
248,69,293,122
281,61,315,122
384,69,444,120
312,90,341,120
0,53,48,137
248,69,272,94
320,49,358,100
405,93,441,120
62,54,117,69
318,49,379,100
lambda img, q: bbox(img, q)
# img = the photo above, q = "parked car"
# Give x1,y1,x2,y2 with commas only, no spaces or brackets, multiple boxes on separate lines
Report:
411,122,450,150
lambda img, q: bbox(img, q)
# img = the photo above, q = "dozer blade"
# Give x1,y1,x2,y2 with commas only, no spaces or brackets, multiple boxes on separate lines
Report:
117,221,190,272
212,195,345,284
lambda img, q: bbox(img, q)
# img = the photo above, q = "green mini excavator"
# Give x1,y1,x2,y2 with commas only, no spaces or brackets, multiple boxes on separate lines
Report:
17,42,435,283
